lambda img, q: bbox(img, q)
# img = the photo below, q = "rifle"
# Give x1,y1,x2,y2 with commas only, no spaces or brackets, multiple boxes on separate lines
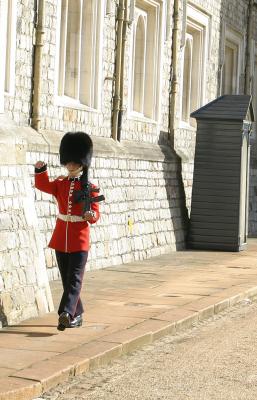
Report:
73,169,105,216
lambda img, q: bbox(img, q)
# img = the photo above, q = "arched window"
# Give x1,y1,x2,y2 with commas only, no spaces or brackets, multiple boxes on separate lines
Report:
182,36,192,122
64,0,80,99
222,42,239,95
180,4,210,126
80,0,95,105
58,0,102,109
221,27,244,96
130,2,162,121
133,16,146,114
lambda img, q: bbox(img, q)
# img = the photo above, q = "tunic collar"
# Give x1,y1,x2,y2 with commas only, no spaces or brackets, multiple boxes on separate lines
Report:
68,176,81,182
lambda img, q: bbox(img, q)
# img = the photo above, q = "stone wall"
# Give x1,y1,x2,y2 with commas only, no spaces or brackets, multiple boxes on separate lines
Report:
0,118,53,326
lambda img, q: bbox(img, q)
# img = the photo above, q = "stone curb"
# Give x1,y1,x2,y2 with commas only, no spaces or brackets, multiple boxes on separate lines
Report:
1,286,257,400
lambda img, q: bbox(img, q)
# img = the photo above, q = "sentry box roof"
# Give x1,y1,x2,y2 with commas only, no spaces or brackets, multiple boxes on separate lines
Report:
191,95,254,122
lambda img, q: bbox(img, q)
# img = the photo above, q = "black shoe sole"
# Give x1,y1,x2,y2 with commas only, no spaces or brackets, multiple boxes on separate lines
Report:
57,323,66,331
58,313,70,329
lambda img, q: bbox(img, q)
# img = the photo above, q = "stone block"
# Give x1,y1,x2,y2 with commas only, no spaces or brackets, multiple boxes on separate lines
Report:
0,232,16,251
0,293,13,315
0,182,5,197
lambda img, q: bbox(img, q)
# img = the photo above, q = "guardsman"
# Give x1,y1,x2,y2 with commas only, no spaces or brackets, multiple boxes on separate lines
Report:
35,131,102,331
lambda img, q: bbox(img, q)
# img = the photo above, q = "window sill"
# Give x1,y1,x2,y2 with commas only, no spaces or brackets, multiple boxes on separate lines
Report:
128,111,158,125
4,91,15,98
179,120,196,131
54,96,100,113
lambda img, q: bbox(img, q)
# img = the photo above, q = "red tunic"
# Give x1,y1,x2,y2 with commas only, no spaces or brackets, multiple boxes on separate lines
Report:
35,170,100,253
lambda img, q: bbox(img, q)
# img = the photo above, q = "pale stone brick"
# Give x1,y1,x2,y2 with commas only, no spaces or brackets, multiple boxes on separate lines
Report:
0,181,5,197
5,180,14,196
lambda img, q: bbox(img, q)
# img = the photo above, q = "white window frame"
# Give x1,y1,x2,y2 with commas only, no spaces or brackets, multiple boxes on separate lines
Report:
132,11,147,114
0,0,7,113
128,0,164,123
181,33,193,124
5,0,17,96
179,3,210,129
221,26,244,95
0,0,17,112
55,0,104,112
253,47,257,136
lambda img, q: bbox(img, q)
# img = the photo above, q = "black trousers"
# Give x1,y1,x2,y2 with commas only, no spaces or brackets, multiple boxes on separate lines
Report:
55,250,88,318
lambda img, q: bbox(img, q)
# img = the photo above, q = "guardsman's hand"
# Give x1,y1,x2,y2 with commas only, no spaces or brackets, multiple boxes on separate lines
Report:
35,161,46,169
83,211,96,221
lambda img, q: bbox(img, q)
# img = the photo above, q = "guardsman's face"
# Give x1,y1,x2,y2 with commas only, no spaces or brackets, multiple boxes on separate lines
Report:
65,162,82,176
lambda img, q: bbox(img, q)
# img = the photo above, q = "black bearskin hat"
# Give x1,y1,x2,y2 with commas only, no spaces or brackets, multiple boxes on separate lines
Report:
59,131,93,167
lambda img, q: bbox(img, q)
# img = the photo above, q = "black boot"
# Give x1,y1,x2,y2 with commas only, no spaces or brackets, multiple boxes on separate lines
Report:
69,314,83,328
57,312,71,331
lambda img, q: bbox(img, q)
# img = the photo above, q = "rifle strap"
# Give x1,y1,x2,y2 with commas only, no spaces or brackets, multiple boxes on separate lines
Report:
81,167,89,191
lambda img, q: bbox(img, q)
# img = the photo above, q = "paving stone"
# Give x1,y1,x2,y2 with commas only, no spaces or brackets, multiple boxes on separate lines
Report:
153,307,199,325
0,336,78,353
98,327,153,354
129,319,176,341
1,241,257,399
214,299,230,314
0,368,16,379
11,354,87,393
0,377,41,400
0,348,59,370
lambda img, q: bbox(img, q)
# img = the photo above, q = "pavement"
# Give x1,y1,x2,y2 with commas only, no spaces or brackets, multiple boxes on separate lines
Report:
1,240,257,400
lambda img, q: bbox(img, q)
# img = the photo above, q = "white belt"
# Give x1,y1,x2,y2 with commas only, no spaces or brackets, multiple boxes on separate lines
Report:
58,213,84,222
